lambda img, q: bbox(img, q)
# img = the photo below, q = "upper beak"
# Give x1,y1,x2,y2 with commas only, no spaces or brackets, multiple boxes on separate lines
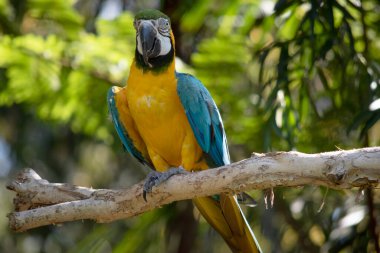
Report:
138,22,161,67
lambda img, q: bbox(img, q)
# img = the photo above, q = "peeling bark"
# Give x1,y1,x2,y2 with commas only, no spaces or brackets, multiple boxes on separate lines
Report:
6,147,380,232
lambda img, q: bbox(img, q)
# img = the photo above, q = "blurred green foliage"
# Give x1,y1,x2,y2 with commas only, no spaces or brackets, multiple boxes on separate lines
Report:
0,0,379,253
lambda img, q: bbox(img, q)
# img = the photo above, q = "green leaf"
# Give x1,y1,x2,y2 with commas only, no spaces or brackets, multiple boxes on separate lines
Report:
333,1,355,20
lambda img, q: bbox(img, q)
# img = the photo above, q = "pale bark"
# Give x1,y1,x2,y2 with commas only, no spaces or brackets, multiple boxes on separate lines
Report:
6,147,380,232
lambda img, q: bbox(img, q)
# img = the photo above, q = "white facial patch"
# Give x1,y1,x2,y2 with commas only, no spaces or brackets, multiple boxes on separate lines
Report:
157,33,171,56
137,34,143,55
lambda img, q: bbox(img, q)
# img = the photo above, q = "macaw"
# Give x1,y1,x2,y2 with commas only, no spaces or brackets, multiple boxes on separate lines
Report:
107,9,262,253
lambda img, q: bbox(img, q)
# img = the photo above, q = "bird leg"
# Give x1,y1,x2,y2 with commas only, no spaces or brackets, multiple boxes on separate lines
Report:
143,166,188,201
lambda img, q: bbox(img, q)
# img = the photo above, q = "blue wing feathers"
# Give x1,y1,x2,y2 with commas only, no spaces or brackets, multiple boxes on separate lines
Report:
176,72,230,167
107,88,152,168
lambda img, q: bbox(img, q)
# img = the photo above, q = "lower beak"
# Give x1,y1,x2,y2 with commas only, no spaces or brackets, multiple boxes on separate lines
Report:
139,22,161,66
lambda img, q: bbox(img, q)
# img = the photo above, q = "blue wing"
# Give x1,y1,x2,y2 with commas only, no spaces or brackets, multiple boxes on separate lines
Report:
107,87,153,168
176,72,230,167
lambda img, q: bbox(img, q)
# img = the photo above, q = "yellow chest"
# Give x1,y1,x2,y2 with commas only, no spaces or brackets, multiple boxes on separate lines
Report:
126,70,179,121
125,62,190,166
126,63,184,123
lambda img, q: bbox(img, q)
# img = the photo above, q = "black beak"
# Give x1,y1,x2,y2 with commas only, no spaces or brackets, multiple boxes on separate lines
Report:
139,22,161,67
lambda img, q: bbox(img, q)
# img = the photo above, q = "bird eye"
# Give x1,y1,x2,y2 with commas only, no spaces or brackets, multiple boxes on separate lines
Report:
158,18,170,30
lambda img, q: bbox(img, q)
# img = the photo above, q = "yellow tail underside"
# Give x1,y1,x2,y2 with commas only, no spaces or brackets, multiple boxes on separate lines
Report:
193,194,261,253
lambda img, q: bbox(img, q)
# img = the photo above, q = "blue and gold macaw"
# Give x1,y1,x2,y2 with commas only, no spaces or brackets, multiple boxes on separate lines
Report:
108,9,262,253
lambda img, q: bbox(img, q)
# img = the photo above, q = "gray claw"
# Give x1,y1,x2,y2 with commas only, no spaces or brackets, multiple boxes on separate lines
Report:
143,166,188,201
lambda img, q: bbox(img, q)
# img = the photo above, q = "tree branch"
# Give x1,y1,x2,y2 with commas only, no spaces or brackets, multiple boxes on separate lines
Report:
6,147,380,232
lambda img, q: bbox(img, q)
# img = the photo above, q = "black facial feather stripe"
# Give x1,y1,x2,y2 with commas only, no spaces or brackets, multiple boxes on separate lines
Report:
159,33,171,38
135,38,175,73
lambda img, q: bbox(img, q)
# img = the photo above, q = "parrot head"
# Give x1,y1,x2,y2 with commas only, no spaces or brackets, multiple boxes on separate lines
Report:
134,9,174,70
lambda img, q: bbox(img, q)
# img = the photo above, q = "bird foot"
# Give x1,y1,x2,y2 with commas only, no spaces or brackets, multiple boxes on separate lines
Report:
143,166,188,201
